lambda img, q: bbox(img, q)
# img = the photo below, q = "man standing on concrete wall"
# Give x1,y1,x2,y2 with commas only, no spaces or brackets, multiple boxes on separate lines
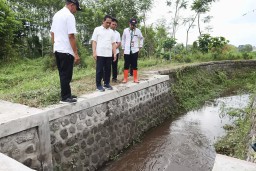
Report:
92,15,117,92
50,0,81,103
110,18,121,83
121,18,144,83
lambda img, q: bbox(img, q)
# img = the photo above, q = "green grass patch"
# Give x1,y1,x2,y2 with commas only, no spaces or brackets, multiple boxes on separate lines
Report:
214,102,253,159
169,66,256,160
170,67,256,112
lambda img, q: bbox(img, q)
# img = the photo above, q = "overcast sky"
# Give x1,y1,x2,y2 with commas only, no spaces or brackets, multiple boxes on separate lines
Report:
146,0,256,47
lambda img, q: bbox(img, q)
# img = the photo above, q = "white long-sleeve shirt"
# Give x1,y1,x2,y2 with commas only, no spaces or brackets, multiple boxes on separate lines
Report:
121,28,144,55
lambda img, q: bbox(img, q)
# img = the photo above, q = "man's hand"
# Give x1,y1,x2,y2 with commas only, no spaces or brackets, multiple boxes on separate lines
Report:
74,54,80,64
113,54,117,62
93,52,97,61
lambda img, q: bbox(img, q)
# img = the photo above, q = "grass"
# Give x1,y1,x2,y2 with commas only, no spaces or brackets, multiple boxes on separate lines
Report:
167,65,256,160
1,54,256,108
214,100,254,159
0,57,183,108
1,54,256,160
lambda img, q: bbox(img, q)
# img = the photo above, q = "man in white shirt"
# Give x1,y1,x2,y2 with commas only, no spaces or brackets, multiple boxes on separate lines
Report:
92,15,117,92
121,18,144,83
110,18,121,82
50,0,81,103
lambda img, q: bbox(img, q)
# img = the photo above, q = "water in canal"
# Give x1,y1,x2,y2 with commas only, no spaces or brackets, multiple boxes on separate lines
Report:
98,94,250,171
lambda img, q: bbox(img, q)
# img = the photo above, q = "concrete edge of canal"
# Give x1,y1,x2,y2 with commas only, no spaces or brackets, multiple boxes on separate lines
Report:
1,60,256,170
212,154,256,171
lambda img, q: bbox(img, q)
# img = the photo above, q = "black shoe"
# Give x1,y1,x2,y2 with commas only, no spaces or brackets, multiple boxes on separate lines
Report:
112,78,117,83
96,85,105,92
71,95,77,99
251,143,256,152
60,98,77,104
103,84,113,90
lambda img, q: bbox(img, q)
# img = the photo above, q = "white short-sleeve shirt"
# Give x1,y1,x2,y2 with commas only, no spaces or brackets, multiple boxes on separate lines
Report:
50,6,77,56
113,30,121,54
92,26,115,57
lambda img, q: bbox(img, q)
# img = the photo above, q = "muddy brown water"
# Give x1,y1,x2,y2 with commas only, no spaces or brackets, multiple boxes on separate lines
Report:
98,94,250,171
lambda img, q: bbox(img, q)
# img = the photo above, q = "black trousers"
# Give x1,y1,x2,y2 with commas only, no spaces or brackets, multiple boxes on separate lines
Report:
96,56,112,87
124,52,138,70
55,52,74,100
112,53,119,79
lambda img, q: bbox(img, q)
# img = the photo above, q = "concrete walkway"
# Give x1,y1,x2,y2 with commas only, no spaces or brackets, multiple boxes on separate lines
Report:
212,154,256,171
0,100,42,124
0,153,35,171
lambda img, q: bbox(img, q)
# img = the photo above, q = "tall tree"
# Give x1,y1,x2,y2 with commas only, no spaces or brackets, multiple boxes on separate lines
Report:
0,0,22,61
191,0,215,36
166,0,188,39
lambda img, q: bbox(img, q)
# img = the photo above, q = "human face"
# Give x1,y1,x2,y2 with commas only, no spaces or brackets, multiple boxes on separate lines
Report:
110,21,117,30
129,23,136,30
70,3,77,14
103,18,112,29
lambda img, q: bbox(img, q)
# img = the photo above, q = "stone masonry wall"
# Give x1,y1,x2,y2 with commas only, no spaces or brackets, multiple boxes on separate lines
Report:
0,128,41,170
50,81,172,171
247,101,256,163
1,60,256,171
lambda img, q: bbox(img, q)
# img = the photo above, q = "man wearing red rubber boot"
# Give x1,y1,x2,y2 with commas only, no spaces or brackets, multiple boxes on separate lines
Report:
121,18,144,83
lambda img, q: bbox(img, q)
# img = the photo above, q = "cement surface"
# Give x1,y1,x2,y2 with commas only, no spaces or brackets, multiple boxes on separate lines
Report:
0,100,42,124
0,153,36,171
212,154,256,171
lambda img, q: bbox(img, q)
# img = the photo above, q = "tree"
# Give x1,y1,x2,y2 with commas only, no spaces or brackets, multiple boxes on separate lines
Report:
140,25,157,58
191,0,215,36
166,0,188,39
0,0,22,60
197,34,229,55
163,37,177,60
183,0,215,49
238,44,253,53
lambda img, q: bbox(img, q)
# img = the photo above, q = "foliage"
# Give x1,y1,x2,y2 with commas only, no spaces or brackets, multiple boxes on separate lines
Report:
238,44,253,53
0,0,22,61
214,102,253,159
171,67,256,111
196,34,229,57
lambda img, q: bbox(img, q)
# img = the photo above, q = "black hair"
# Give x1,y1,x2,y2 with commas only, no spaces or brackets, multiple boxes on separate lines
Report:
111,18,118,23
104,15,112,21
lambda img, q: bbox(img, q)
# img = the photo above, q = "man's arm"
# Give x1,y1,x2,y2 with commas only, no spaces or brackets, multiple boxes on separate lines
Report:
112,42,117,62
116,32,121,49
92,41,97,60
116,42,121,49
69,34,80,64
121,30,126,50
51,32,54,45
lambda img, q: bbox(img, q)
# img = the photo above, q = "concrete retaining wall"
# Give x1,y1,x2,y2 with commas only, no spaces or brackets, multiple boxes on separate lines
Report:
0,74,173,171
1,60,256,171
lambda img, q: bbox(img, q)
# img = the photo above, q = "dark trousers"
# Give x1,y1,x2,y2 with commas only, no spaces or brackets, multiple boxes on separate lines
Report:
124,52,138,70
96,56,112,87
55,52,74,100
112,53,119,79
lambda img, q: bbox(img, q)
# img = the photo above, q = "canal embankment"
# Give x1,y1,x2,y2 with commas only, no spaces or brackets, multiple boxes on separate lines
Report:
1,60,256,170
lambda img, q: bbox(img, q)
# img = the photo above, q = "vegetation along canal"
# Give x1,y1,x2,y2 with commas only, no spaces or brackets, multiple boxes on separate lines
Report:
98,94,250,171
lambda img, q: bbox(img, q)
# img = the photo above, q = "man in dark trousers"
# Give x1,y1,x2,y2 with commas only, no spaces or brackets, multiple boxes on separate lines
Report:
92,15,117,92
50,0,81,103
110,18,121,82
121,18,144,83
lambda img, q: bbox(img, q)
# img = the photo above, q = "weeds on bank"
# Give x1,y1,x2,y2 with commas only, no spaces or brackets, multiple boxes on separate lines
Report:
214,97,254,159
169,66,256,160
170,68,256,112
